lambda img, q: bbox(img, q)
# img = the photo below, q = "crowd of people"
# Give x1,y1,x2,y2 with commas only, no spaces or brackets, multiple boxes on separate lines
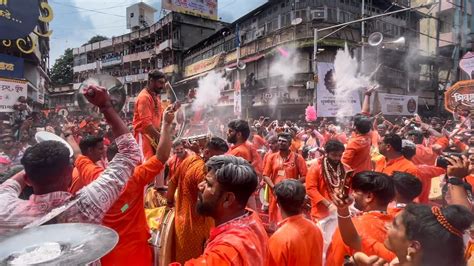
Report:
0,69,473,266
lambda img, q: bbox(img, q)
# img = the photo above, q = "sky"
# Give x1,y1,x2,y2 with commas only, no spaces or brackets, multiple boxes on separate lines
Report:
49,0,268,65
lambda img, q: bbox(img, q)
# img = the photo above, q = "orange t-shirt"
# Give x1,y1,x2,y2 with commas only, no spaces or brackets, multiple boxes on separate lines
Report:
306,158,332,220
228,141,263,175
412,144,437,166
72,154,164,266
342,132,372,174
374,156,418,177
326,212,395,266
101,157,164,266
228,142,252,162
416,165,445,203
69,155,104,194
252,134,267,149
267,214,323,266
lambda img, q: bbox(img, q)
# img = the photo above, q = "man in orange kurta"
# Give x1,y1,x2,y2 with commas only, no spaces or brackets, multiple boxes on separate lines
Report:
167,137,229,263
184,155,268,266
166,140,190,182
306,140,347,259
326,171,396,266
132,70,166,160
267,180,323,266
67,107,175,266
342,114,373,174
263,132,307,225
407,130,437,166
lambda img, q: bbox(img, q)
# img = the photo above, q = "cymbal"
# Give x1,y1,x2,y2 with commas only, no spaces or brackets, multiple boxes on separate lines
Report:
0,223,118,265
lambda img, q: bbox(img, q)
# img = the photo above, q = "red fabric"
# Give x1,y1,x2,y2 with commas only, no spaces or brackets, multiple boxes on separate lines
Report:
267,214,323,266
306,159,331,220
70,154,164,266
184,210,269,266
326,212,395,266
252,134,267,149
416,165,445,203
263,152,307,224
341,133,372,174
374,156,418,177
228,142,263,175
412,144,437,166
132,89,162,160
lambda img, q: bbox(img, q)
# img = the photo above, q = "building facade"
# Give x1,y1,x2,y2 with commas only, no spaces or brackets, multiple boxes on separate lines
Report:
177,0,429,119
72,6,227,113
0,0,51,113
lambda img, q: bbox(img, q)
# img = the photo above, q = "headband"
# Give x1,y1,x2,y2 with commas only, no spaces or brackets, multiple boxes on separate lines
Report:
431,206,463,238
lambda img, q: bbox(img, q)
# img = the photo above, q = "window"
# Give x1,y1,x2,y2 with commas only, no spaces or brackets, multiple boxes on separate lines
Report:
130,12,134,18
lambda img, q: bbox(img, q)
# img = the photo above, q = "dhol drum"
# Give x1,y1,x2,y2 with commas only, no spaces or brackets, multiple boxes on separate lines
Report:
146,207,175,266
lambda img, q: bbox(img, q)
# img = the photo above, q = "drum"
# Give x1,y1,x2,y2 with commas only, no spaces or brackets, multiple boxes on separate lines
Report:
146,207,175,266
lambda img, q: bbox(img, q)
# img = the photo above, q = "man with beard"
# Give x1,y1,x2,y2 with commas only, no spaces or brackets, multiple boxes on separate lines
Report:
184,155,268,265
306,140,345,258
166,137,229,263
326,171,396,265
166,139,190,181
226,119,262,175
133,70,167,160
263,132,307,225
374,133,418,177
267,179,323,266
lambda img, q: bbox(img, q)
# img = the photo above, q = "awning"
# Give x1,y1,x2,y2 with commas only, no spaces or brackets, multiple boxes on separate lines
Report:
173,71,210,86
225,54,264,68
49,91,75,97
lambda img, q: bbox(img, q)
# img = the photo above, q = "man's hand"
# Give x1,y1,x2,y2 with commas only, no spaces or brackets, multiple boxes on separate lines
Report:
446,155,470,178
364,85,378,96
163,105,176,125
83,85,112,109
351,252,386,266
330,189,354,211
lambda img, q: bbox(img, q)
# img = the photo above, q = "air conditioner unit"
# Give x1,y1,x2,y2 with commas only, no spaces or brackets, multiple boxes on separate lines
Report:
255,27,265,38
311,9,326,21
306,81,315,89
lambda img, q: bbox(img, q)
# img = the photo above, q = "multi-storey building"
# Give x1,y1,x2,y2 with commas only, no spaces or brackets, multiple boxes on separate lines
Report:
177,0,430,119
72,2,227,112
0,0,51,112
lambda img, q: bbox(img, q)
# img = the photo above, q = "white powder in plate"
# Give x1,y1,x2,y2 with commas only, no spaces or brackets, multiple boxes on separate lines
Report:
10,242,61,265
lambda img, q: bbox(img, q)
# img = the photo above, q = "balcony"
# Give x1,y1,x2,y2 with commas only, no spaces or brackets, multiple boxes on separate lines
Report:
123,50,153,63
156,39,172,54
439,31,455,47
439,0,472,15
73,62,98,73
101,56,122,68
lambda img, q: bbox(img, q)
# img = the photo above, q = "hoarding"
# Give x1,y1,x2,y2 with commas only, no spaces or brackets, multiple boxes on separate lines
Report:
162,0,218,20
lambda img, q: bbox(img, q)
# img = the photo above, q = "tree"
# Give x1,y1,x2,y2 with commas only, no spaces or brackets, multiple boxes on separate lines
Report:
50,48,73,85
83,35,109,46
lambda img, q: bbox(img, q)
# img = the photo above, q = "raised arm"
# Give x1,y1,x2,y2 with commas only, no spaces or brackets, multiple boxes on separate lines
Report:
75,85,141,222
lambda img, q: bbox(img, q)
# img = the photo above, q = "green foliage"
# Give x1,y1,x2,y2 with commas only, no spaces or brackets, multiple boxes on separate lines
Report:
50,48,73,85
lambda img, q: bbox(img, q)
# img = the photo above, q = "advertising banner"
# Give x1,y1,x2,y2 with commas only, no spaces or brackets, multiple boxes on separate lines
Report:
0,78,27,112
316,62,361,117
459,52,474,79
0,54,24,78
162,0,218,20
377,93,418,116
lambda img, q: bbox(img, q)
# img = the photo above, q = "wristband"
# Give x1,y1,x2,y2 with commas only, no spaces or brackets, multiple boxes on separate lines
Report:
337,211,352,219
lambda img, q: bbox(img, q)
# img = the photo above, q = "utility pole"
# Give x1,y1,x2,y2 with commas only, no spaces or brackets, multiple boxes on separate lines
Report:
361,0,365,72
452,0,461,81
